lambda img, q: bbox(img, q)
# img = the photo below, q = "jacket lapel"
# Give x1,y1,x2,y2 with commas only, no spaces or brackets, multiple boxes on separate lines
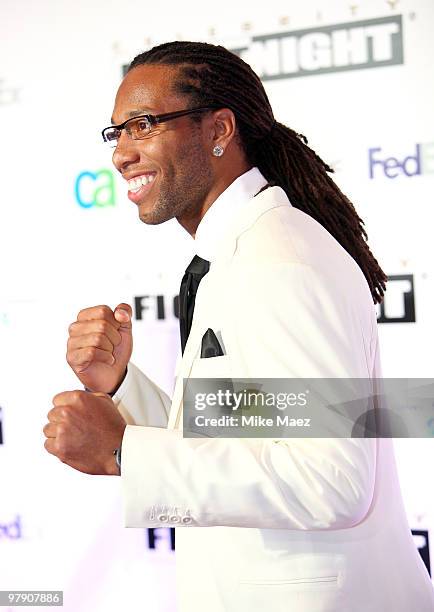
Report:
167,186,291,430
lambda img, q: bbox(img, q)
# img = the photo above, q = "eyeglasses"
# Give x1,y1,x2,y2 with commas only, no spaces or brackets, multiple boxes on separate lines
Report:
102,106,218,148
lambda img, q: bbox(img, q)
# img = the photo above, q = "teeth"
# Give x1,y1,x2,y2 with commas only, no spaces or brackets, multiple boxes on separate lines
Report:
127,173,156,192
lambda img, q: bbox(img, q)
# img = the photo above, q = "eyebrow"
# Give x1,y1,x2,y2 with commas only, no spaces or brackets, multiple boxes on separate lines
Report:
110,108,156,125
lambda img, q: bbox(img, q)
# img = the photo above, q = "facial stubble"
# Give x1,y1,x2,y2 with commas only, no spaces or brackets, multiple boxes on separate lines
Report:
138,133,214,226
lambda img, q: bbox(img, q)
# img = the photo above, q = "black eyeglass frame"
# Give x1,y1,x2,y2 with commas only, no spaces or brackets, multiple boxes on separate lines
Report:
102,106,219,145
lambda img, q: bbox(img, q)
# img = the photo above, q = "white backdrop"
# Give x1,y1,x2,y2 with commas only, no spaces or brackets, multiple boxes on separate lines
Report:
0,0,433,610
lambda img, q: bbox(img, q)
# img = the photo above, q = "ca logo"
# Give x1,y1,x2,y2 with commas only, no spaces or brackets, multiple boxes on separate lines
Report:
74,169,116,208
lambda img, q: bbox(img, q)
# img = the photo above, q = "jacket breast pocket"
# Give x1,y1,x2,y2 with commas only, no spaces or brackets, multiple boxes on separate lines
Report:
183,356,234,436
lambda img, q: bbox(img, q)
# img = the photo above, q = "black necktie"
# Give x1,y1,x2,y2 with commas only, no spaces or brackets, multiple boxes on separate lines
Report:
177,184,271,353
179,255,210,353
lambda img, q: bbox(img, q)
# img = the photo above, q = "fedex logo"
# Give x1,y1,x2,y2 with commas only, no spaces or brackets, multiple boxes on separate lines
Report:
369,143,434,179
0,515,22,540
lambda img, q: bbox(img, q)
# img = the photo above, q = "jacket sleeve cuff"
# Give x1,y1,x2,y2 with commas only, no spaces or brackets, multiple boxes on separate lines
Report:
112,362,171,428
121,425,185,527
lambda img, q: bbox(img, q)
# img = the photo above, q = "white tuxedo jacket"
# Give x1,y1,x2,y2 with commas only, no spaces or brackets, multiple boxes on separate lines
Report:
113,186,434,611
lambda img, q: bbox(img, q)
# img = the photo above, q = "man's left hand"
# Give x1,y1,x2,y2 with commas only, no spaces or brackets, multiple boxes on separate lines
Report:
43,391,127,475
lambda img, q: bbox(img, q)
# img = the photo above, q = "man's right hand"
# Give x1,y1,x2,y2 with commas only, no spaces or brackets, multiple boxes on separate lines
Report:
66,303,133,394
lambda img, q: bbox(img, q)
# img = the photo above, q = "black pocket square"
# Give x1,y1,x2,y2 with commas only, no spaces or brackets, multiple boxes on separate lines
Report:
201,328,224,358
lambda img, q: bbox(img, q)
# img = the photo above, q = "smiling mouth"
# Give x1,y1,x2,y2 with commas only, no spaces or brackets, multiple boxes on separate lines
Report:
127,172,157,193
126,172,158,204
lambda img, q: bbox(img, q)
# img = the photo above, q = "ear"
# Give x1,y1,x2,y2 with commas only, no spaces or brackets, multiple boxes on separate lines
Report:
209,108,237,151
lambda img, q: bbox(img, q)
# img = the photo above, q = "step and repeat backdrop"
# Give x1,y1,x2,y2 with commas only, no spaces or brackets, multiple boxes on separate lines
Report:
0,0,433,610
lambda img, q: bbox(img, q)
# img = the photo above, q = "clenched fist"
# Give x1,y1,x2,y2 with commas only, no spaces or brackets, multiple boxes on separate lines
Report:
67,303,133,394
43,390,127,475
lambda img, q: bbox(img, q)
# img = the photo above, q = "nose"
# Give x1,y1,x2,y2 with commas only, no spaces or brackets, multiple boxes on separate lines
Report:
112,131,140,173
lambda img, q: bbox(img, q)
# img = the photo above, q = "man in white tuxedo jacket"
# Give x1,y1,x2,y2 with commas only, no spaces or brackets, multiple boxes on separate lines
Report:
44,41,434,611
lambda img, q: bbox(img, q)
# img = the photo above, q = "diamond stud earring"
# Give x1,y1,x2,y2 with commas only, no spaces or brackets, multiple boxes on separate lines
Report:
212,144,224,157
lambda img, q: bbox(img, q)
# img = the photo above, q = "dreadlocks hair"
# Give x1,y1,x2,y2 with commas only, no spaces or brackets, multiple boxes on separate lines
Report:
128,40,387,304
